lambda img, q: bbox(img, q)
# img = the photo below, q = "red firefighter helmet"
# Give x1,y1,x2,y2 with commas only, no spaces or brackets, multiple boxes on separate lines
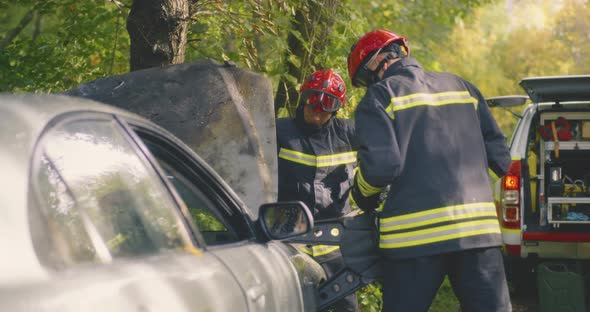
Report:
299,69,346,113
347,29,409,87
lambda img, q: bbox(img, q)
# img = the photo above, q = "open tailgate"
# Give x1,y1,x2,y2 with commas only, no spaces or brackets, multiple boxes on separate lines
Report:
520,75,590,103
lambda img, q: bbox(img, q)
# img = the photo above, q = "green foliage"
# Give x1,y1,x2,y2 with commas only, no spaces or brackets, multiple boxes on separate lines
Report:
191,208,227,232
350,0,493,68
430,278,460,311
356,278,461,311
358,282,383,312
434,0,588,138
0,1,129,92
185,0,291,74
553,0,590,73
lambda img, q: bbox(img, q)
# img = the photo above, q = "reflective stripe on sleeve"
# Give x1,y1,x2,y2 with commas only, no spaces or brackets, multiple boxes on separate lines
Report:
488,168,499,181
385,91,478,119
357,168,385,197
349,191,360,210
279,148,357,167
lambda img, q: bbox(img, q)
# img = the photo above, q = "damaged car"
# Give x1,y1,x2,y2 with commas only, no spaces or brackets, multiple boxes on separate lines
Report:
0,93,325,312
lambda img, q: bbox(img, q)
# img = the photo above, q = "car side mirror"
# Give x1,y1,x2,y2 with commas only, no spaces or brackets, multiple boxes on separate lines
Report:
258,201,314,241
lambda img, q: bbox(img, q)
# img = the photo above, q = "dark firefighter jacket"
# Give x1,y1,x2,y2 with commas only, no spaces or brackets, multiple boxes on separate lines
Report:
353,57,511,260
277,105,357,261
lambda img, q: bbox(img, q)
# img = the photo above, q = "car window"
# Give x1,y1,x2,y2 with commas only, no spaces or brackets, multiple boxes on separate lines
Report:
158,161,238,245
31,117,191,269
131,127,252,245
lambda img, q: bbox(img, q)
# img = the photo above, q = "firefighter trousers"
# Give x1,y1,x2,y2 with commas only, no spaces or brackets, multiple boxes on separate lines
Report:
381,247,511,312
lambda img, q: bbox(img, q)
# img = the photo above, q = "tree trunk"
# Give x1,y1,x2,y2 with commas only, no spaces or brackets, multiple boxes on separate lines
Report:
126,0,189,71
274,0,339,116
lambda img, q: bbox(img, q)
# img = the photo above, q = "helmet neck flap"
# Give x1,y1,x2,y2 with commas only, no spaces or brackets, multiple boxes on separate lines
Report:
356,43,406,87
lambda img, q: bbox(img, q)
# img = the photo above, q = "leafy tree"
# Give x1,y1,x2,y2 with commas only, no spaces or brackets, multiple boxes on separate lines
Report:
0,1,129,92
273,0,341,115
554,0,590,73
433,0,582,137
350,0,493,68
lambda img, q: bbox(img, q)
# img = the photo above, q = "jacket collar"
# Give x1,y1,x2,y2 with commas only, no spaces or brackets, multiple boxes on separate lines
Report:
294,104,335,135
381,57,422,79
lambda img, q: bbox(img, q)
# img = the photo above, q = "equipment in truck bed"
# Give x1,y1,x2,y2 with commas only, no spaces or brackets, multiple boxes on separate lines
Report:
539,112,590,227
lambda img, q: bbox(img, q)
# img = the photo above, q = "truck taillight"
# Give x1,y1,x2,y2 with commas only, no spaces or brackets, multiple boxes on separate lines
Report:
501,160,521,228
504,175,519,190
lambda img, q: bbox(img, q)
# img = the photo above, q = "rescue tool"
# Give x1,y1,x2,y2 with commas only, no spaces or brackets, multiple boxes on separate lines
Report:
287,210,381,310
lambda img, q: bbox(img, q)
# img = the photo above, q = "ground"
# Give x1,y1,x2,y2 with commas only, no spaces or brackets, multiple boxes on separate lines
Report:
511,291,540,312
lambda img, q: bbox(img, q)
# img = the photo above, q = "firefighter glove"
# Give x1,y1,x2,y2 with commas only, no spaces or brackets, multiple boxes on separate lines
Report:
350,180,381,213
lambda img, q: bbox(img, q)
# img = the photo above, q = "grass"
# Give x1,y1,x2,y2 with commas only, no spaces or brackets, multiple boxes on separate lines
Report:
429,278,460,311
358,278,460,312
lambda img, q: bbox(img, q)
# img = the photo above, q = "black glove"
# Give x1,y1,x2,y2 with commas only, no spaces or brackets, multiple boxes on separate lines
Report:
350,181,381,213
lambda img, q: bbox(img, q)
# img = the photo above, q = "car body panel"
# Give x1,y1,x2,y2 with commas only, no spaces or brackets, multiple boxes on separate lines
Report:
0,94,324,311
0,252,247,312
211,242,305,311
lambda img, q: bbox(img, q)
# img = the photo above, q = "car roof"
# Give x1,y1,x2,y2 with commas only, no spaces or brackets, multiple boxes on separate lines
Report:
520,75,590,103
0,94,158,284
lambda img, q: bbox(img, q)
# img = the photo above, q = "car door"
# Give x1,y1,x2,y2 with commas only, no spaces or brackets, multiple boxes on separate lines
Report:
25,111,248,312
125,120,307,312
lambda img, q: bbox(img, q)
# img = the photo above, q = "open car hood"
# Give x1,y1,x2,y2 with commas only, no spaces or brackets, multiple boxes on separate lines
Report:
520,75,590,103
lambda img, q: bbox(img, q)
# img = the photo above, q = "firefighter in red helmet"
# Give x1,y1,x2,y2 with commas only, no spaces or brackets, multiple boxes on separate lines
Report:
276,68,358,311
347,30,512,312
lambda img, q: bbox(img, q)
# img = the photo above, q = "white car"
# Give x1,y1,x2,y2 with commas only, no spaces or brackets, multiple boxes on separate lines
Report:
0,94,325,312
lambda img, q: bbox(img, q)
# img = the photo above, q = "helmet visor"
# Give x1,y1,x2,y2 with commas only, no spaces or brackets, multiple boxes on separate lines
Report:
301,89,343,113
353,48,382,88
353,67,371,88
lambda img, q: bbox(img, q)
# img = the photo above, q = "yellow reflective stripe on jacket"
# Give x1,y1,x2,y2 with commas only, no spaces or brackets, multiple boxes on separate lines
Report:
380,219,500,248
297,244,340,257
385,91,478,119
488,168,499,181
349,191,360,210
279,148,357,167
357,168,385,197
298,245,313,255
380,202,497,232
311,245,340,257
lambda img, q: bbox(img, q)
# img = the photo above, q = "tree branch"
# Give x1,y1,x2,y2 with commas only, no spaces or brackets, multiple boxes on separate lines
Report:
32,11,41,42
0,9,34,49
106,0,130,9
